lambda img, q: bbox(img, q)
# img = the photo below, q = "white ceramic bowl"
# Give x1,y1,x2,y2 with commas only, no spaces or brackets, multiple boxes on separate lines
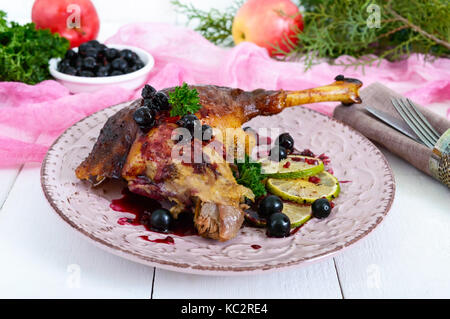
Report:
49,44,154,93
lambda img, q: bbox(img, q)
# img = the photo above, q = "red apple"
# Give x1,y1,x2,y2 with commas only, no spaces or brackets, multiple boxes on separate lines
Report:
32,0,100,48
232,0,303,56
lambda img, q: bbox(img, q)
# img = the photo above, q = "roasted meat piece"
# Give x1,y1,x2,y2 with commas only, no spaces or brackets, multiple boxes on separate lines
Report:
76,76,362,241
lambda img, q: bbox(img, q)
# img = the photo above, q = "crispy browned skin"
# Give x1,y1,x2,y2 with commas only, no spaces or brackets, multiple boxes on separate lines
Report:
75,100,140,185
76,76,362,241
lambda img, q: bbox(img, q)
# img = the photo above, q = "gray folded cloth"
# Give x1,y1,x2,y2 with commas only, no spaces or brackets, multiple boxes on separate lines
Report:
333,82,450,179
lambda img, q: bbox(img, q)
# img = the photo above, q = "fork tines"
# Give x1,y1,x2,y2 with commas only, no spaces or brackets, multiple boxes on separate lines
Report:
391,97,440,148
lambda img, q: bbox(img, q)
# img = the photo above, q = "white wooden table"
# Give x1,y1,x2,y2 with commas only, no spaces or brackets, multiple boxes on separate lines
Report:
1,0,449,299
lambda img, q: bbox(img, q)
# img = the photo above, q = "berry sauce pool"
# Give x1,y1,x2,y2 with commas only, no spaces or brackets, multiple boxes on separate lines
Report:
110,189,197,244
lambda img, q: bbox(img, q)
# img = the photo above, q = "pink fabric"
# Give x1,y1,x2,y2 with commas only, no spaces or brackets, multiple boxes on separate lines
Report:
1,22,449,167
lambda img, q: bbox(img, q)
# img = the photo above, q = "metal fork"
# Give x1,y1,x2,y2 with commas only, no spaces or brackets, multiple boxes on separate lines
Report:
391,97,440,148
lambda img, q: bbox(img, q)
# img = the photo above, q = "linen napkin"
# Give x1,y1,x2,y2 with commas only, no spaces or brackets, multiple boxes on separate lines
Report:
333,82,450,184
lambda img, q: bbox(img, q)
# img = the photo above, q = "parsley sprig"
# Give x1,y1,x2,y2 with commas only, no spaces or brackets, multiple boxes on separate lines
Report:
168,82,202,117
0,11,69,84
234,155,267,198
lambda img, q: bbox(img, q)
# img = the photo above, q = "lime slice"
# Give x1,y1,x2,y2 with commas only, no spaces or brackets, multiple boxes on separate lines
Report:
282,202,312,228
260,155,324,179
267,171,340,204
244,202,312,228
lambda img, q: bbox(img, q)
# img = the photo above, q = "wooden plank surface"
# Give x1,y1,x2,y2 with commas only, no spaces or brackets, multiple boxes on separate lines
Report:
0,166,21,209
153,260,343,299
0,164,154,298
333,150,450,298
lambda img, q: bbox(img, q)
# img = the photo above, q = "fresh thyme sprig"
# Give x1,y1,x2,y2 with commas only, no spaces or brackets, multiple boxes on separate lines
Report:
172,0,450,70
168,82,202,117
171,0,242,46
277,0,450,70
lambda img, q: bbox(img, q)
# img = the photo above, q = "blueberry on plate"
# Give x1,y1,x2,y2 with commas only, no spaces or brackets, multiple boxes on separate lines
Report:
266,212,291,238
201,124,213,142
275,133,294,152
152,91,170,110
149,208,173,232
177,114,200,132
142,84,157,99
243,126,257,134
105,48,120,61
258,195,283,217
133,107,155,128
142,97,158,110
312,198,332,219
171,131,185,144
82,57,97,70
269,146,288,162
111,58,128,71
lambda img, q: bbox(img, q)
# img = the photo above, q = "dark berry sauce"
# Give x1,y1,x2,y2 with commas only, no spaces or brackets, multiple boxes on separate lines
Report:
258,136,272,145
251,244,262,250
110,189,197,243
140,235,175,245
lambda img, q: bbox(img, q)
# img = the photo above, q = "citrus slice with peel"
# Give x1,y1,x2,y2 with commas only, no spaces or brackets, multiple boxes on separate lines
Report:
282,202,312,228
244,201,312,228
267,171,340,204
260,155,324,179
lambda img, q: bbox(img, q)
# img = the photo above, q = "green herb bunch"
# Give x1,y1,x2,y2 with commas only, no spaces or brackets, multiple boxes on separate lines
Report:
168,82,203,117
172,0,450,69
0,11,69,84
234,155,266,198
172,0,243,46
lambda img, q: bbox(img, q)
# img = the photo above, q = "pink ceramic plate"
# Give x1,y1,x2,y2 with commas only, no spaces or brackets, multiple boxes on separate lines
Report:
41,102,395,275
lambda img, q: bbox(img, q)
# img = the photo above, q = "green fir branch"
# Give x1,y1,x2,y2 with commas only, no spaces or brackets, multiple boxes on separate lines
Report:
173,0,450,70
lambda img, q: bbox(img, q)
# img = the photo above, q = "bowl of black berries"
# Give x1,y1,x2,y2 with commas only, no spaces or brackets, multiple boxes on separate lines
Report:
49,40,154,93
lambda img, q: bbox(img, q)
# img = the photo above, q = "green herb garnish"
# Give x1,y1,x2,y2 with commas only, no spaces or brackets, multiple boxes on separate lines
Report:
234,155,267,198
0,11,69,84
168,82,202,117
171,0,242,46
172,0,450,70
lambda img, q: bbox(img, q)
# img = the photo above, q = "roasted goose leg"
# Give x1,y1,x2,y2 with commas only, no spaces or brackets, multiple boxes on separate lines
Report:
76,76,362,241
